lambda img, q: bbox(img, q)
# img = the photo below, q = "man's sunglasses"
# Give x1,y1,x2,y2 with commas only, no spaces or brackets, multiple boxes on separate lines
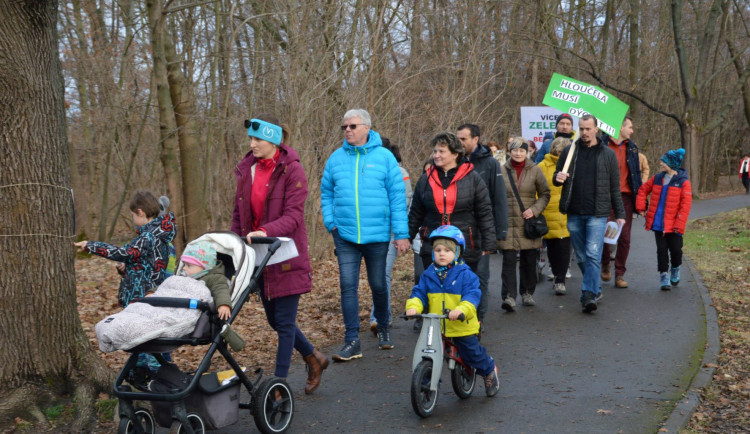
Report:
341,123,365,131
244,119,261,130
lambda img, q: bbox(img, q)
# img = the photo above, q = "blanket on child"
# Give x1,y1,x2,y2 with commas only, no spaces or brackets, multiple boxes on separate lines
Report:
95,276,213,352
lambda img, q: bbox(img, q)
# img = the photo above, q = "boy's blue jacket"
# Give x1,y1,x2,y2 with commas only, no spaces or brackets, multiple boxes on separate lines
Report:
320,130,409,244
405,262,480,337
86,213,176,307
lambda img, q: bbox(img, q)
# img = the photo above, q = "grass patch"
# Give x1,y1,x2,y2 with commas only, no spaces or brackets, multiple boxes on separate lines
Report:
95,397,118,422
682,207,750,432
41,401,75,426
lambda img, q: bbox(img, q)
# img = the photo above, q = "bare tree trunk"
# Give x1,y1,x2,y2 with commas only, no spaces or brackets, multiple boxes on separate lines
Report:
81,0,120,241
64,0,95,236
724,3,750,130
671,0,726,193
147,0,184,252
598,0,614,74
0,1,111,429
165,22,207,241
368,0,388,112
628,0,640,120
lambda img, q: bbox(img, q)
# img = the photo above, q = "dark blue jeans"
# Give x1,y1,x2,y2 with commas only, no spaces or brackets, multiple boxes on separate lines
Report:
332,229,390,342
260,280,314,378
567,215,607,300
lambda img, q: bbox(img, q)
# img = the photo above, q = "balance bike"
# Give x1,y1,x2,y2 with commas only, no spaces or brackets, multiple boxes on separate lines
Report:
403,310,476,418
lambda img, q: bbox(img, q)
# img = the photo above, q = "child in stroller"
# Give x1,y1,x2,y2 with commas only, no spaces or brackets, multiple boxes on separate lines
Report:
110,232,295,434
178,240,232,321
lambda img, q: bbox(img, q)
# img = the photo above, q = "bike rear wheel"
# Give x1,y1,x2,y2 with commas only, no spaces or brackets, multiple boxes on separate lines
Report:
450,363,476,399
410,360,438,418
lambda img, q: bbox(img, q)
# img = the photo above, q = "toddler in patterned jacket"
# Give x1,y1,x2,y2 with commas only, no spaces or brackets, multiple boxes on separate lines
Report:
75,190,176,307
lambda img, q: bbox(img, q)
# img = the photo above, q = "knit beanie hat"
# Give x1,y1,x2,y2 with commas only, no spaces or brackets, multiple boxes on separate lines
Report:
181,241,217,270
556,113,573,128
432,238,457,253
660,148,685,170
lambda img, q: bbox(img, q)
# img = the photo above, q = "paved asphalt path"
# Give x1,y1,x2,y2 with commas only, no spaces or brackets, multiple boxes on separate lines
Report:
218,194,749,433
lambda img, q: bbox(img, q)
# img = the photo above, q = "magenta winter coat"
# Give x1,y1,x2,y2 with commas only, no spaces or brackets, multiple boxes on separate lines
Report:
231,144,312,299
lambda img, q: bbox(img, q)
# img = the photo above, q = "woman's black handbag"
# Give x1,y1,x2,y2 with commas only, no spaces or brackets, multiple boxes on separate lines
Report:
506,168,549,239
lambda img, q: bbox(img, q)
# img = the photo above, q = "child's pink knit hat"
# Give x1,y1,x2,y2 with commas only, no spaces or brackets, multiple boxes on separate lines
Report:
181,241,216,270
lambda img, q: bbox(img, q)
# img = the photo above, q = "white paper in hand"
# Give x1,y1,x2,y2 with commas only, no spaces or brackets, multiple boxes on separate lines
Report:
251,237,299,266
603,221,622,245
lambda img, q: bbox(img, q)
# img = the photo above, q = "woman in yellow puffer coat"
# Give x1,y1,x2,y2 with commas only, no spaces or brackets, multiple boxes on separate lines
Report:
538,137,572,296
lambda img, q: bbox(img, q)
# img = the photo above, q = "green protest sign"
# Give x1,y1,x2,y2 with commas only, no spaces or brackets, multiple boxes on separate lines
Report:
542,73,630,138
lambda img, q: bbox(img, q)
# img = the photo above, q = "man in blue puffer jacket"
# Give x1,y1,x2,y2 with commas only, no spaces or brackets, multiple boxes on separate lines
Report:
321,108,410,362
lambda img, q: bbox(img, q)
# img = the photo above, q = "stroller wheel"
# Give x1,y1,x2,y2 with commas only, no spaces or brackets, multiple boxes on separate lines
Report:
170,413,205,434
117,407,155,434
252,377,294,433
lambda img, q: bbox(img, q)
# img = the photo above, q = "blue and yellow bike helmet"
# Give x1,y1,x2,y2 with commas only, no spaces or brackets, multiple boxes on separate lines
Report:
428,225,466,259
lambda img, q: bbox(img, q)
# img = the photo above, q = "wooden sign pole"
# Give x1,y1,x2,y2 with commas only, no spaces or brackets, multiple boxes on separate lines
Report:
561,142,576,174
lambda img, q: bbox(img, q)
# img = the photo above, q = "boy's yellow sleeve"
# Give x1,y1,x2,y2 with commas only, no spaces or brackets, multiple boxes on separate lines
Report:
405,297,424,313
454,300,477,320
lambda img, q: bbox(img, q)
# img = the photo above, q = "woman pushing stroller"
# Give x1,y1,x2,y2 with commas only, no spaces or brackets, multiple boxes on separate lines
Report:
232,114,328,395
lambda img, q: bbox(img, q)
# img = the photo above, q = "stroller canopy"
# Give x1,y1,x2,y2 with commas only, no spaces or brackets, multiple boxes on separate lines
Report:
177,232,255,307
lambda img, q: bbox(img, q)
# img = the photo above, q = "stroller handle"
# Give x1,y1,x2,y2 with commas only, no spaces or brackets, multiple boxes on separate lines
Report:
247,236,277,244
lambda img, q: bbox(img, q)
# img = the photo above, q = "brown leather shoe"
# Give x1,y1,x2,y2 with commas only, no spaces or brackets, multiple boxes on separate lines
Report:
601,267,611,282
615,275,628,288
313,348,329,370
303,349,329,395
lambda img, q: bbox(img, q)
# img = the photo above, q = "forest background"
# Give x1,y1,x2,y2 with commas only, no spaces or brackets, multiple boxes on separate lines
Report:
3,0,750,430
58,0,750,254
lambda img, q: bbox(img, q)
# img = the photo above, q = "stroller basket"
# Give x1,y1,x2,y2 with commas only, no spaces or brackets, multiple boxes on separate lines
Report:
151,371,241,430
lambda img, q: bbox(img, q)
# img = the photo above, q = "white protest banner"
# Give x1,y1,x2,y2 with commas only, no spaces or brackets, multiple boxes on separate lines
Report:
521,106,579,148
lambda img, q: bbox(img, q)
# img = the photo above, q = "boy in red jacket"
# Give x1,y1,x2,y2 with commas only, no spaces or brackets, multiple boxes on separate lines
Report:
636,148,692,290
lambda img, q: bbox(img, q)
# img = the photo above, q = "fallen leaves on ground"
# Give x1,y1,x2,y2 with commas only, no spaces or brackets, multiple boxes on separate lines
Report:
684,208,750,433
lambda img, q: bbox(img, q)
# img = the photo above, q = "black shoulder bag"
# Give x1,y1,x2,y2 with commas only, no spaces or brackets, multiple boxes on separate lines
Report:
506,168,548,239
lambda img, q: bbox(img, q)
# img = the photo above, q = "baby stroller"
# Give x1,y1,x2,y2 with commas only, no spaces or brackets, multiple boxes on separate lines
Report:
112,232,293,434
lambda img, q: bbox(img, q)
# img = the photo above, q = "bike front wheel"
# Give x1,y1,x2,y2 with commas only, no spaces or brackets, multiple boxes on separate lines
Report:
410,360,439,418
450,363,476,399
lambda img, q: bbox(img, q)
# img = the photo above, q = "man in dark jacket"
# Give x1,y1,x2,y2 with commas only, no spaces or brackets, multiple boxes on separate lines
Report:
535,113,576,163
554,115,625,313
457,123,509,322
599,116,642,288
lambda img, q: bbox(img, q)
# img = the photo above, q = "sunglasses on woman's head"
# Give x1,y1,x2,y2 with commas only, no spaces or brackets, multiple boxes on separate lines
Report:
244,120,262,130
341,123,365,131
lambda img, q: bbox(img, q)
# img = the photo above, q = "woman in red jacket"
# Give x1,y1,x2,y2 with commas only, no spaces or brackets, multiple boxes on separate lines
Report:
636,148,692,291
232,114,328,394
